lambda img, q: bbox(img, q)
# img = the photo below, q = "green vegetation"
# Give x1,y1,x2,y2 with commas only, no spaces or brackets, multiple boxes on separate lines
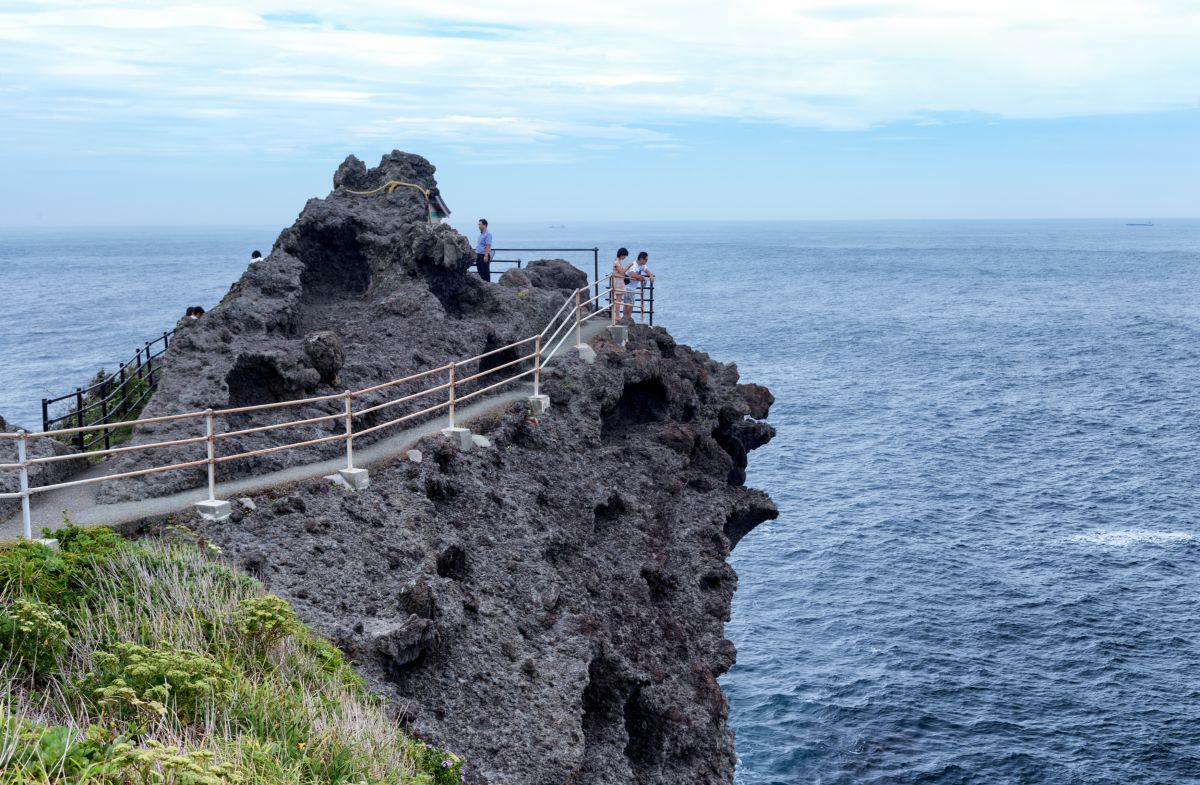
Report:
1,524,464,784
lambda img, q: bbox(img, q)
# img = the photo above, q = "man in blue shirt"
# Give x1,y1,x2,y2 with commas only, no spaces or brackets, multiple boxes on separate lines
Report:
475,219,493,282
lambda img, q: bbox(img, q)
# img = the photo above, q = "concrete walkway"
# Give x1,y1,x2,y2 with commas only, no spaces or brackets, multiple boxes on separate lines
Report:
2,320,614,540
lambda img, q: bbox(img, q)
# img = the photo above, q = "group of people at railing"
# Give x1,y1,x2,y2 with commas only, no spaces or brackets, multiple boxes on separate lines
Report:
611,248,655,322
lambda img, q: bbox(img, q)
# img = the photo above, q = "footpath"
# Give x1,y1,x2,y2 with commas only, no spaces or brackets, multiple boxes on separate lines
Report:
1,320,610,541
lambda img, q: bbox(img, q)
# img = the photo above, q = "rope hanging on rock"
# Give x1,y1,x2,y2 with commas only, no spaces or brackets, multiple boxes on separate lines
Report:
343,180,433,224
344,180,430,198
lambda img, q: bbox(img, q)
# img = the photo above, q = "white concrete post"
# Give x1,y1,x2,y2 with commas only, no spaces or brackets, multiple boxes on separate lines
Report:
441,362,472,448
343,391,354,470
575,288,582,346
533,334,542,398
195,410,231,520
17,430,32,540
205,409,216,502
332,389,369,490
611,275,618,325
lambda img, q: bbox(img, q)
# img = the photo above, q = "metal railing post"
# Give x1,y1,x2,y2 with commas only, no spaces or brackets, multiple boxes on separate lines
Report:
533,334,542,398
649,280,655,326
447,363,457,429
99,378,111,451
343,391,354,470
41,398,49,434
639,282,646,324
574,288,582,345
74,388,85,452
117,365,126,420
611,275,618,325
593,247,599,306
17,431,32,540
205,409,216,502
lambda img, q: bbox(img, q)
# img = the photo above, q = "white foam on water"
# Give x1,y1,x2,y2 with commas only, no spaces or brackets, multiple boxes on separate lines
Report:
1068,530,1197,547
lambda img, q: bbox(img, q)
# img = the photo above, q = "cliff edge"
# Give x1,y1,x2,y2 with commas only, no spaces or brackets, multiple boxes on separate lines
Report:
110,151,779,784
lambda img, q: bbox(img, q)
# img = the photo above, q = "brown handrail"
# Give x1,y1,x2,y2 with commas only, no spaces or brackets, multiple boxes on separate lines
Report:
4,275,635,539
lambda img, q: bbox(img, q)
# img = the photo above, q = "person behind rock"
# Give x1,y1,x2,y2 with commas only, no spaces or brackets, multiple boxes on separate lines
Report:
623,251,654,321
610,247,630,316
177,305,203,331
475,218,493,282
251,249,263,263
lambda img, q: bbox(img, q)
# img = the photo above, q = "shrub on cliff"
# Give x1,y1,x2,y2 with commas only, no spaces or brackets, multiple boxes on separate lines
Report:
0,525,464,785
0,597,69,678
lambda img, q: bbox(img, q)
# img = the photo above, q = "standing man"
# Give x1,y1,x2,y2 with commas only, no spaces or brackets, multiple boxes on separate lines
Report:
623,251,654,321
475,218,493,282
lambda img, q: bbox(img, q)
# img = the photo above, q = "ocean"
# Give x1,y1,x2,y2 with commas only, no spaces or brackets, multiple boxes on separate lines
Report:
3,219,1199,783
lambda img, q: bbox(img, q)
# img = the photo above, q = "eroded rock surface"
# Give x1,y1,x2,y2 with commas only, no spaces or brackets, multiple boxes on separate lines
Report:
187,325,776,785
102,150,779,785
98,151,580,503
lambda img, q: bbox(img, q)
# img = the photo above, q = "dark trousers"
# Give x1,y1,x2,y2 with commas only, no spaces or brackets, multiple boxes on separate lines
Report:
475,254,490,282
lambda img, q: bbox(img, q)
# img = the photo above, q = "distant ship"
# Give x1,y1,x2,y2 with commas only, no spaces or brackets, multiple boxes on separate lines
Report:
1126,220,1154,226
548,224,566,229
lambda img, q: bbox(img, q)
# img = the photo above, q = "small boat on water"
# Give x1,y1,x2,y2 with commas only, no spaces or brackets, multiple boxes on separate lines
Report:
1126,220,1154,226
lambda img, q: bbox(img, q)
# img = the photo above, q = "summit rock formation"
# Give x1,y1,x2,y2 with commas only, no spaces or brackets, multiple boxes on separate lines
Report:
103,151,779,784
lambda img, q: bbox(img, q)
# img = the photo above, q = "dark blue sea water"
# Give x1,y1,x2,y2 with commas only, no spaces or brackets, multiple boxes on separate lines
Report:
3,219,1199,783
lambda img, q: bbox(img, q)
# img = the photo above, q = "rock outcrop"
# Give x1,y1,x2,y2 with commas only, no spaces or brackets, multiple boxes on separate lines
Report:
97,152,587,503
102,150,778,785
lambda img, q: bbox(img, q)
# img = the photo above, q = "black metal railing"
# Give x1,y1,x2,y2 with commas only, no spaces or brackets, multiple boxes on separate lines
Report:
490,247,655,326
490,247,600,302
41,331,172,451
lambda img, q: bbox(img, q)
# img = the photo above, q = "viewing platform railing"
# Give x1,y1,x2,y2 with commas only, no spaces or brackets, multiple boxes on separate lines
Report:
1,276,654,540
40,331,172,452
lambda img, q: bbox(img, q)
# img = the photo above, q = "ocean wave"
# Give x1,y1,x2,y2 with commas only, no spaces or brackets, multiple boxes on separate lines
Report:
1067,530,1197,547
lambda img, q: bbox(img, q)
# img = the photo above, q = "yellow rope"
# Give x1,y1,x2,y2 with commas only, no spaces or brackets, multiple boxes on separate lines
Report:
343,180,430,198
343,180,438,224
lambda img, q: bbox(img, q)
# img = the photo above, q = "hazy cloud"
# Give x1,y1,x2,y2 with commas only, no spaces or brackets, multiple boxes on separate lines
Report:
2,0,1198,156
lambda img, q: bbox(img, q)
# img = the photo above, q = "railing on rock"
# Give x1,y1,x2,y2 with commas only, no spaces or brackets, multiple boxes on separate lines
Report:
1,276,653,540
40,331,172,452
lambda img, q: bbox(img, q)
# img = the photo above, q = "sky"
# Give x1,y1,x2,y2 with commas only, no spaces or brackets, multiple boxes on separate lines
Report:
1,0,1198,227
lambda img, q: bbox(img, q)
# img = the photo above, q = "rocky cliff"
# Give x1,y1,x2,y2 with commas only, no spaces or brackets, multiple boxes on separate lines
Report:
116,151,778,784
97,151,587,503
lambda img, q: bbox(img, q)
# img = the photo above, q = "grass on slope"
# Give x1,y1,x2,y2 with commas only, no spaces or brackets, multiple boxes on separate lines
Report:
0,524,463,785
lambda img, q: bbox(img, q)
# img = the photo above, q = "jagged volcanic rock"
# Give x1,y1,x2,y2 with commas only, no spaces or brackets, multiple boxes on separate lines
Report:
97,152,588,503
102,150,779,784
185,324,777,785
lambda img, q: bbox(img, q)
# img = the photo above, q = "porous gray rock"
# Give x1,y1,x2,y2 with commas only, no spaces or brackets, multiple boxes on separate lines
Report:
97,150,585,503
0,415,88,521
524,259,589,292
98,150,778,785
303,331,345,385
497,268,531,288
183,324,777,785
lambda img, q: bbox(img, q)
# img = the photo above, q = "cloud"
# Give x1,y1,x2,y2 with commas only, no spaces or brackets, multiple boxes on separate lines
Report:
2,0,1198,158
